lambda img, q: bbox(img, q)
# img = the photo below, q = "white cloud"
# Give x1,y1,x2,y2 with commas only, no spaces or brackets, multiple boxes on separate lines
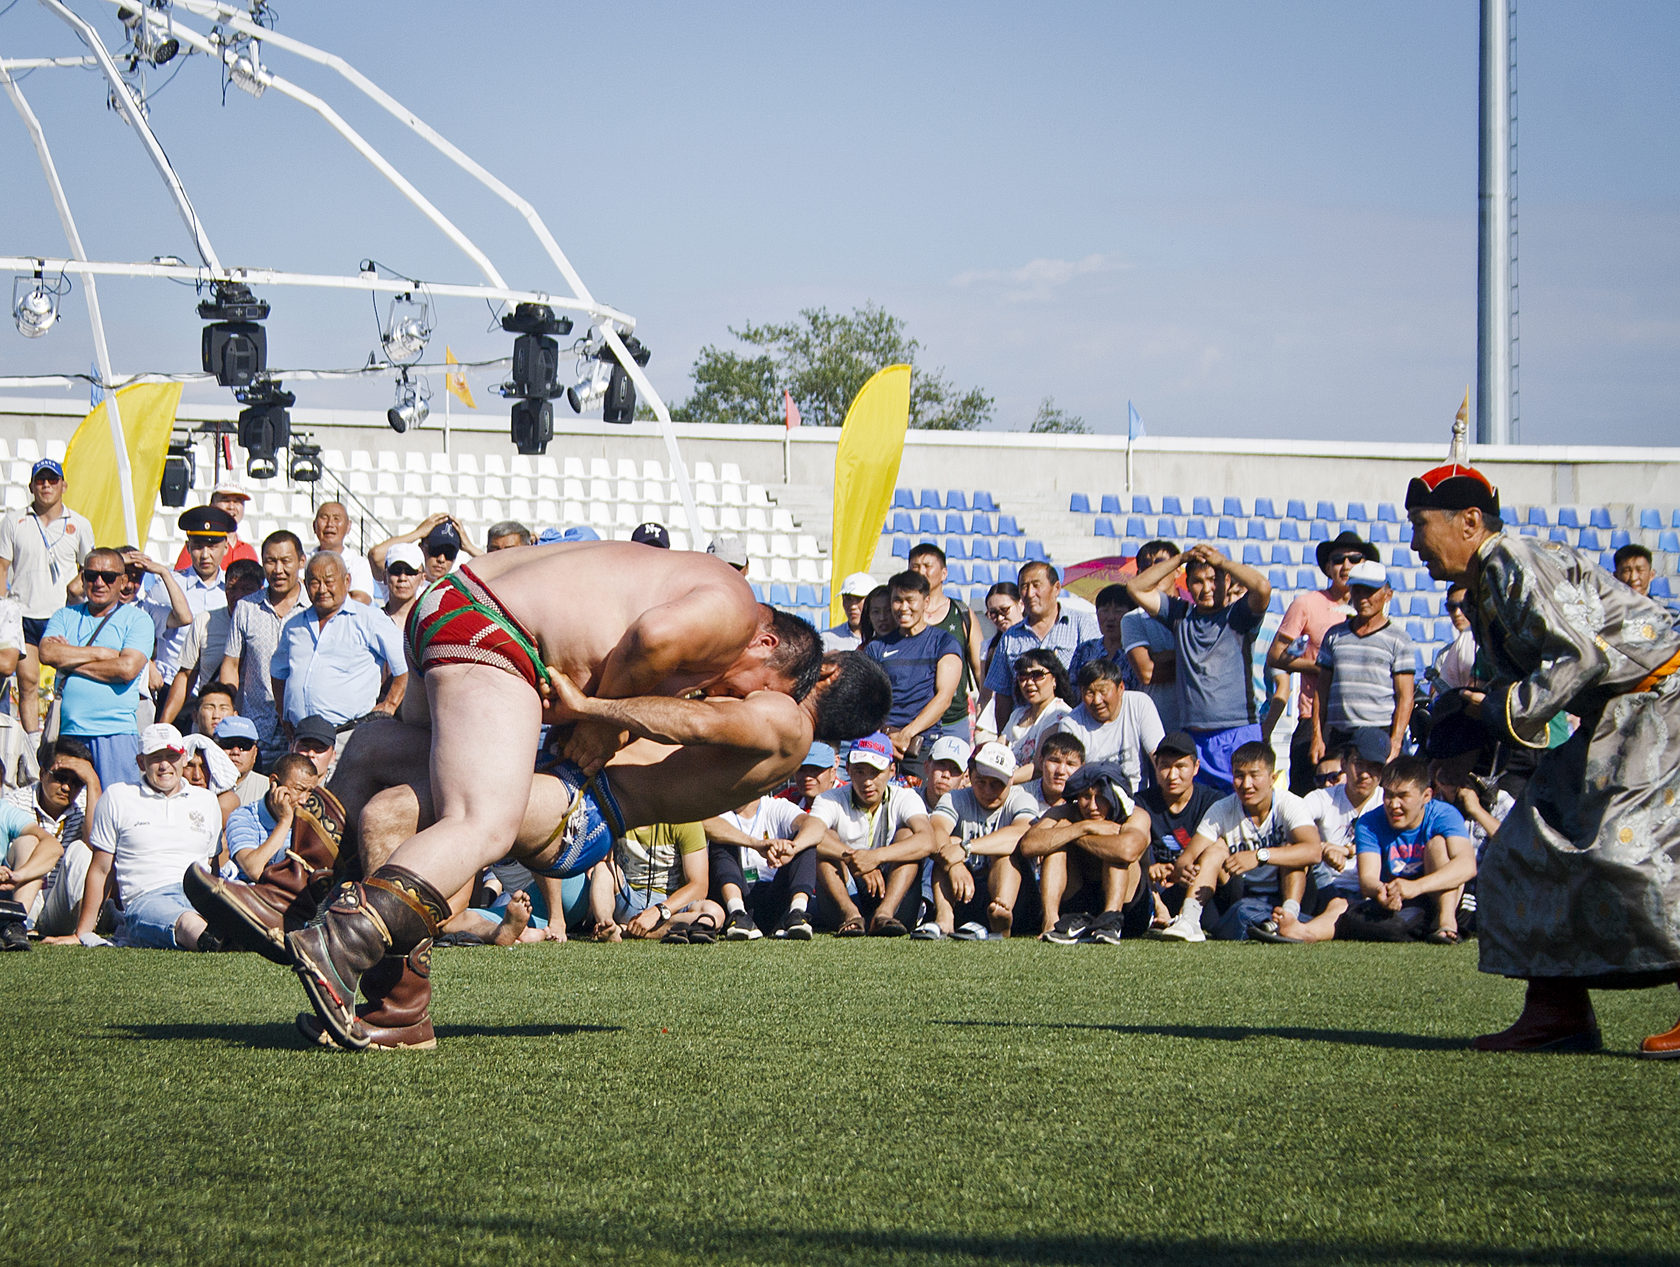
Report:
950,252,1126,301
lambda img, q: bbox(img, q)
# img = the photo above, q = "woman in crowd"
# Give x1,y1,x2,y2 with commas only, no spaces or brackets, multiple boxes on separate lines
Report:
995,649,1077,784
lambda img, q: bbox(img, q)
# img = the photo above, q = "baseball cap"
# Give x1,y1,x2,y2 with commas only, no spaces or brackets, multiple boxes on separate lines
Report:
707,535,749,569
630,521,671,548
1348,727,1394,765
385,542,424,574
422,520,462,556
140,723,186,756
31,458,63,481
537,525,600,545
799,741,837,770
926,735,973,769
847,732,895,771
1153,730,1198,760
210,481,251,502
970,741,1017,781
1347,560,1389,589
214,715,261,745
839,571,877,598
292,715,337,749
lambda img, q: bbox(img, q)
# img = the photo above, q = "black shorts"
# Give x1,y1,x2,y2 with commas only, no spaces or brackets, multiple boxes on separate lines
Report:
21,616,47,646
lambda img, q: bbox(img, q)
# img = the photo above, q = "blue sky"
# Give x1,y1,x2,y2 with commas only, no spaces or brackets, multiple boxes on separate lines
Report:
2,1,1676,445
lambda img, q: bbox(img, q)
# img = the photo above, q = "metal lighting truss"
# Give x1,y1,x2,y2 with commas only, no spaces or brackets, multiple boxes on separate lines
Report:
1,0,702,544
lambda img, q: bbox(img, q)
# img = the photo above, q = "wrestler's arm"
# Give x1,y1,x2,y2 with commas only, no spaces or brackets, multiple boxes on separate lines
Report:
547,668,792,754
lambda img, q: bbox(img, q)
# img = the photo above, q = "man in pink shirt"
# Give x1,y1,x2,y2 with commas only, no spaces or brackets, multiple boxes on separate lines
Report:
1266,531,1377,793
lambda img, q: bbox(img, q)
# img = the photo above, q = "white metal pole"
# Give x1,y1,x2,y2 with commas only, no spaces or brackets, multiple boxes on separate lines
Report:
1477,0,1514,446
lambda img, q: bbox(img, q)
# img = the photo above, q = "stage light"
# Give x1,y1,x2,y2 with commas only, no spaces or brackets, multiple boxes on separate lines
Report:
502,303,570,456
229,52,266,97
511,397,552,456
235,381,293,480
566,361,611,414
381,292,431,364
288,436,323,483
160,434,194,507
198,281,269,388
12,274,59,338
120,2,179,65
387,372,429,434
602,334,650,424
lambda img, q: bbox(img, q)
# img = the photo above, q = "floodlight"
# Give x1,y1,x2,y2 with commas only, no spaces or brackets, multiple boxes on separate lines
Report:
387,372,430,434
199,282,269,388
511,398,552,455
13,274,62,338
289,436,323,483
601,334,649,424
381,293,431,364
120,2,179,65
160,434,194,507
566,361,612,414
229,52,266,97
235,381,293,480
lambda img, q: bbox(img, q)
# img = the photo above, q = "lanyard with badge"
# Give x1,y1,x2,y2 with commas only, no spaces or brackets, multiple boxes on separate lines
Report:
34,511,69,586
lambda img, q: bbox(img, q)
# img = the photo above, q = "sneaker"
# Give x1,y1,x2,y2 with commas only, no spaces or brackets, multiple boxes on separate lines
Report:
773,908,814,941
1155,913,1206,943
1039,913,1090,945
1085,911,1126,945
952,921,990,941
910,921,946,940
0,918,30,952
722,909,762,941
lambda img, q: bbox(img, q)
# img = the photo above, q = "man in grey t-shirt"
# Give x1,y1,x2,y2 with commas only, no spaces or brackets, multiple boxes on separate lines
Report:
1312,560,1415,764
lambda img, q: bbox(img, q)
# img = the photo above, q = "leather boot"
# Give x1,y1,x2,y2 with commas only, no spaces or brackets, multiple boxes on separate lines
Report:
183,788,346,965
297,941,436,1051
1640,990,1680,1059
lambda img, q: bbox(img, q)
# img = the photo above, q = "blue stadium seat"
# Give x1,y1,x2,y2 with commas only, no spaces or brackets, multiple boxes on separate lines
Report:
943,511,967,534
1407,619,1427,642
996,539,1021,562
1246,520,1270,540
970,539,994,561
1100,494,1123,515
945,564,968,586
1548,527,1570,544
1160,496,1183,515
1254,497,1277,518
1610,529,1631,550
1268,568,1288,589
1121,540,1141,558
1558,508,1580,528
1192,496,1214,516
1023,540,1048,562
1270,545,1296,564
1346,502,1369,522
945,490,969,512
1673,509,1680,530
1294,568,1318,588
972,491,998,513
892,488,915,510
919,488,940,510
968,586,990,607
996,514,1022,536
1125,516,1147,539
1598,551,1616,571
1223,496,1245,517
1377,503,1400,523
1278,521,1301,542
1268,592,1284,614
891,537,909,558
1578,528,1602,551
1216,518,1238,539
1243,545,1263,565
796,584,822,607
1434,619,1456,643
918,511,940,533
1590,508,1613,531
1389,572,1409,591
1369,524,1391,543
970,562,994,585
1308,522,1330,542
769,583,794,606
1641,509,1663,531
1652,576,1673,598
750,583,768,602
885,510,909,533
1093,518,1117,538
945,537,968,560
1286,499,1308,519
1516,526,1538,538
1155,517,1179,538
1527,506,1549,526
1393,547,1417,567
1186,518,1209,539
1660,531,1680,553
970,512,994,535
1315,500,1337,521
1069,493,1091,514
1408,596,1431,616
1132,495,1154,514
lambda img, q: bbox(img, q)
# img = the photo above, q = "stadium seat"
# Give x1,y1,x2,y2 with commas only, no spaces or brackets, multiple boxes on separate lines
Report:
1243,546,1263,565
1185,518,1208,539
1100,494,1123,515
1389,572,1408,592
918,511,940,534
769,583,794,607
1315,500,1337,521
891,536,909,558
1132,495,1154,514
1069,493,1091,514
1126,516,1147,539
1278,522,1301,542
1641,509,1663,531
1659,531,1680,553
892,488,914,510
1192,496,1214,517
1094,518,1117,538
970,539,995,560
970,512,994,535
1268,592,1284,614
1610,530,1631,550
1294,568,1318,588
1345,502,1369,522
996,539,1021,562
796,584,822,607
1023,540,1048,562
945,538,968,560
750,583,767,603
1223,497,1245,517
1253,497,1277,518
1578,529,1602,551
972,491,998,513
1408,596,1431,616
1308,522,1329,542
1558,508,1580,529
1246,520,1270,540
946,564,968,585
1270,545,1296,564
1155,517,1179,538
918,489,940,510
970,562,994,585
1268,568,1288,590
1160,496,1183,515
996,514,1022,536
1216,518,1238,539
1377,503,1400,523
945,490,969,512
1285,500,1308,520
1652,576,1673,598
1673,509,1680,530
1369,524,1391,542
1523,506,1547,526
1590,508,1613,531
1549,527,1569,544
944,511,967,534
1407,619,1427,642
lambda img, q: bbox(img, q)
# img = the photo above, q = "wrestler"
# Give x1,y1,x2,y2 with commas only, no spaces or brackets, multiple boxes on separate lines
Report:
1406,441,1680,1055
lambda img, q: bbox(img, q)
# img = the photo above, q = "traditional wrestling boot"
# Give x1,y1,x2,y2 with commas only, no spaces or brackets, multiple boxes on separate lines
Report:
296,940,437,1051
1472,979,1602,1052
183,788,347,965
1639,988,1680,1059
288,865,448,1052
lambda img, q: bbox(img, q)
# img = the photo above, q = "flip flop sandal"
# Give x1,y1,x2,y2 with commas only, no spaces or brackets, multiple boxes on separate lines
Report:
1247,921,1305,944
661,925,691,944
835,916,866,938
686,916,719,945
1426,928,1462,945
869,916,908,937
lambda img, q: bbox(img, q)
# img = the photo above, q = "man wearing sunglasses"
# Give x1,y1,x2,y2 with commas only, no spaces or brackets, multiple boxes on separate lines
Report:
0,739,94,949
38,548,157,790
0,458,95,734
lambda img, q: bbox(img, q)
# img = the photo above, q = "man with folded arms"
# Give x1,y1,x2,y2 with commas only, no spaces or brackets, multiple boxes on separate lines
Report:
922,741,1039,939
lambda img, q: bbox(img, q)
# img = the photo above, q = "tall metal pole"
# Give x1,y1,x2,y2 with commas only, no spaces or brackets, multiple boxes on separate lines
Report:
1477,0,1514,446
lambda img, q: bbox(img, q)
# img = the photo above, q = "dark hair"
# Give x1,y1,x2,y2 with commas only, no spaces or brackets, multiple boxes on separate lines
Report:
37,735,94,771
888,569,930,597
986,581,1020,604
262,529,304,558
1615,543,1653,568
907,541,946,568
1075,658,1126,692
1184,556,1218,582
811,652,892,741
766,609,823,702
1013,647,1077,710
860,585,891,644
1382,755,1431,789
1018,560,1059,586
226,558,265,589
1231,741,1276,772
1138,540,1178,566
197,681,237,707
1038,732,1085,764
1094,583,1134,612
269,752,319,785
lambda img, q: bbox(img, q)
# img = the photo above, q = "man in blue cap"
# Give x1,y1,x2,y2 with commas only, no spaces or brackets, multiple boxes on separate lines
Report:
0,458,94,733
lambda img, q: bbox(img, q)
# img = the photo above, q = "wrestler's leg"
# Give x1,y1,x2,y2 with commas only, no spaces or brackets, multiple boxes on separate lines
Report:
328,717,432,850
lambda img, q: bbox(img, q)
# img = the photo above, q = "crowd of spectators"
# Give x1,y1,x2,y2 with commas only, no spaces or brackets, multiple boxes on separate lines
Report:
0,458,1665,955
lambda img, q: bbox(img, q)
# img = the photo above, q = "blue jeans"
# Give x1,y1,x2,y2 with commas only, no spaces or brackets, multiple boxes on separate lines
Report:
120,882,193,948
1209,893,1277,942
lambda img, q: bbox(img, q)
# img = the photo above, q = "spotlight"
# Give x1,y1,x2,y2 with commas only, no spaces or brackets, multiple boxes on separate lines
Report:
387,372,430,434
381,292,431,364
198,281,269,388
235,380,293,480
602,334,650,424
12,274,59,338
120,2,179,65
160,433,194,508
229,52,266,97
511,398,552,456
288,435,323,483
565,361,611,414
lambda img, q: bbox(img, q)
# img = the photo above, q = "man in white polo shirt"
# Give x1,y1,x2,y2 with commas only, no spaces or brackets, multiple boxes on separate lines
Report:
73,723,223,950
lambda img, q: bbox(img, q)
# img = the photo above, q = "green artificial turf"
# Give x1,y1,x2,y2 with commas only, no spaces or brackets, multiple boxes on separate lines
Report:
3,940,1678,1266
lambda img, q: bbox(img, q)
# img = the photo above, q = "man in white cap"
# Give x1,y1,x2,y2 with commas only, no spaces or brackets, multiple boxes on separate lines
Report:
174,482,258,571
707,535,749,574
380,542,425,631
823,572,875,652
1311,559,1416,765
71,723,223,949
920,739,1041,939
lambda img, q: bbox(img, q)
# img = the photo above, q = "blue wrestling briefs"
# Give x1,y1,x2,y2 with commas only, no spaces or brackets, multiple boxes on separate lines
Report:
530,760,627,878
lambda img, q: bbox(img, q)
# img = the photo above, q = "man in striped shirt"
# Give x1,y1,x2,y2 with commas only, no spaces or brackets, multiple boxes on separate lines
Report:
1311,560,1416,764
981,561,1100,707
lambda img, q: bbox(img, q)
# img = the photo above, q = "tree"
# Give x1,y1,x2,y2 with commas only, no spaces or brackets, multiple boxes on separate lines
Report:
1027,396,1088,435
670,304,993,430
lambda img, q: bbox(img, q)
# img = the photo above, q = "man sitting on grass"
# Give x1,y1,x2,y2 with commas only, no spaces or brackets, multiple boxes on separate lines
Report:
703,768,825,942
1136,732,1225,942
1024,761,1153,944
919,741,1040,940
589,820,722,944
1298,729,1387,919
1270,756,1476,944
1026,732,1083,812
1183,741,1322,941
224,753,322,883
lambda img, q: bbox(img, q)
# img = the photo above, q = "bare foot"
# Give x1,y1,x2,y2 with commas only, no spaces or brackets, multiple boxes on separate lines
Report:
593,919,622,943
491,891,532,946
987,901,1013,938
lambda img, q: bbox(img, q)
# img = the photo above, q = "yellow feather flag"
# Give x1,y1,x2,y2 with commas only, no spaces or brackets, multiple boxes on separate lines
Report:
445,347,477,410
829,365,911,625
62,381,182,548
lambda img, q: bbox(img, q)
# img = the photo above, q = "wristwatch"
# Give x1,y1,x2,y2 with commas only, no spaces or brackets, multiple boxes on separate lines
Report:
1256,848,1271,864
656,902,671,921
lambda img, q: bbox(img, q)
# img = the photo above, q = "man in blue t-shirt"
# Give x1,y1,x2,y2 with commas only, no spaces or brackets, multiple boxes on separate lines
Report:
862,570,963,766
1127,544,1271,791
